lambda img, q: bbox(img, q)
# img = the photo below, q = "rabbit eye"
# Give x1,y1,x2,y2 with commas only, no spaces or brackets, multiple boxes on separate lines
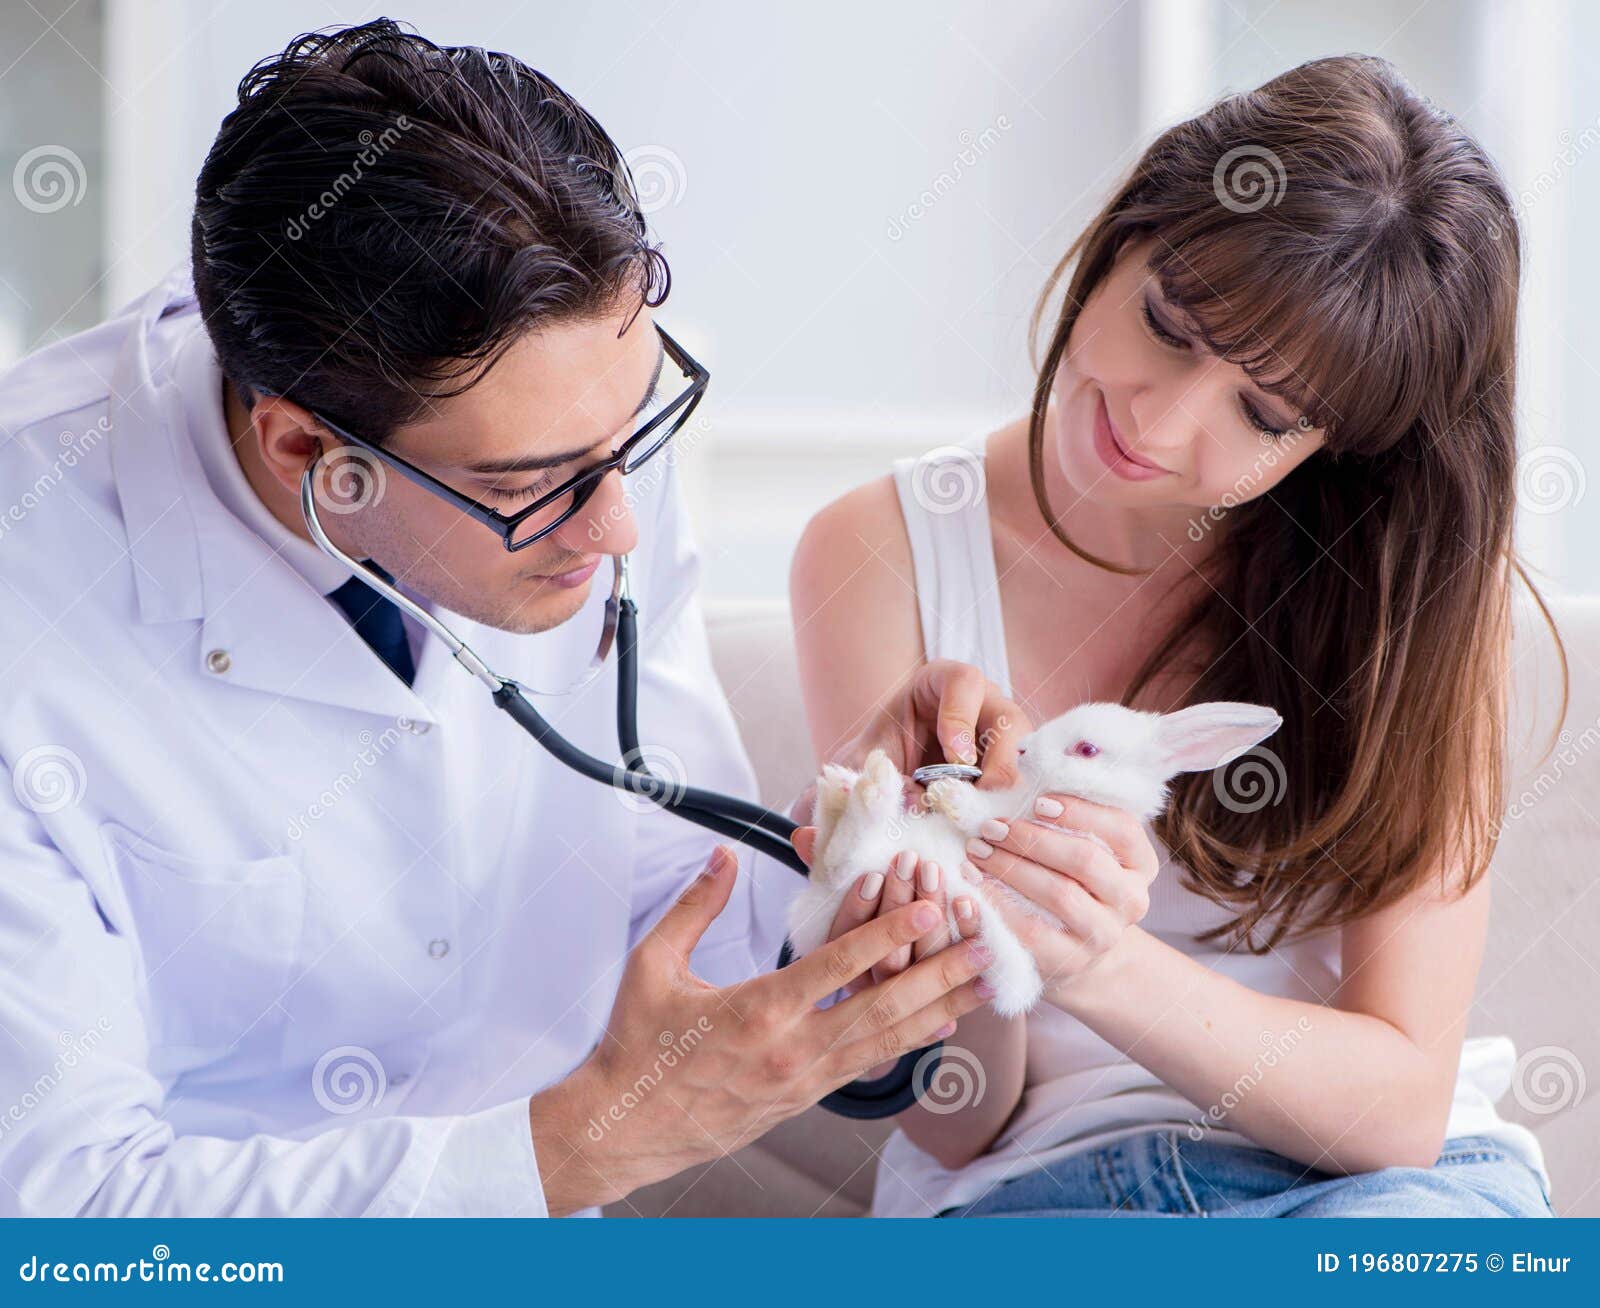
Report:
1069,740,1100,759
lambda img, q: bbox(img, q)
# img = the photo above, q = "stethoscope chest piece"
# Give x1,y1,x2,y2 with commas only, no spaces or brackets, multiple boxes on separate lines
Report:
910,763,983,785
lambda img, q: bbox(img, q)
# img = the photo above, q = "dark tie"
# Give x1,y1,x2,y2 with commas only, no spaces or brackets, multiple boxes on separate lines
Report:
328,567,416,687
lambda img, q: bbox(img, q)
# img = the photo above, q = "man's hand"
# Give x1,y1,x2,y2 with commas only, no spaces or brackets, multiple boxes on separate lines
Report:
527,846,991,1215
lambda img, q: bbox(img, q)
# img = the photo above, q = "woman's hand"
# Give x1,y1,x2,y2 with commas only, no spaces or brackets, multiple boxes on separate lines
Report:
841,659,1033,793
791,841,987,1081
788,660,1034,828
960,792,1159,1003
826,855,985,994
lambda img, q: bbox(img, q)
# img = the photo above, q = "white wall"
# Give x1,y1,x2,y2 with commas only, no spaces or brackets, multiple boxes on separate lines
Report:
66,1,1600,600
103,0,1146,599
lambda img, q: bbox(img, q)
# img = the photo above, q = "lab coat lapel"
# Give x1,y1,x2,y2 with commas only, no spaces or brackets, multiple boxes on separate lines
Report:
193,521,431,722
107,266,432,723
107,266,207,625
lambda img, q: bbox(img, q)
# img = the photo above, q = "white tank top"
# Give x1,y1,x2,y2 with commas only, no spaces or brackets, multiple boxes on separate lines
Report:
872,440,1546,1217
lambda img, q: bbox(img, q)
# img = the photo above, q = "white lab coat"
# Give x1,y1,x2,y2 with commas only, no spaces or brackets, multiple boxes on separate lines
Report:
0,266,797,1217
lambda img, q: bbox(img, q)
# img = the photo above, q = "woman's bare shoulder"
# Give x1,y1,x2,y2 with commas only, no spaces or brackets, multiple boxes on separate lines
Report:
789,473,925,749
789,472,915,614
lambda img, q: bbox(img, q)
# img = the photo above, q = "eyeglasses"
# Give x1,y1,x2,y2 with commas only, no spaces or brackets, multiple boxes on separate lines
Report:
306,324,708,551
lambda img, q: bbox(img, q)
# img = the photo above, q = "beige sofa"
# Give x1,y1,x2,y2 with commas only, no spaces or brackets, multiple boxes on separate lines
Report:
608,594,1600,1217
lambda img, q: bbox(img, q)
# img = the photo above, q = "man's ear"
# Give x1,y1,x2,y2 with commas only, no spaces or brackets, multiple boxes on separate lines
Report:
1154,702,1282,773
228,385,325,495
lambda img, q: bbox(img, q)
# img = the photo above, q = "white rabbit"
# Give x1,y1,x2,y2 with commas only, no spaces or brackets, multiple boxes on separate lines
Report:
787,700,1282,1016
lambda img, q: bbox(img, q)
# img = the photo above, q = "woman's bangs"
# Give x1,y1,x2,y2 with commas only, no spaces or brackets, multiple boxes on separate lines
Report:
1148,231,1424,453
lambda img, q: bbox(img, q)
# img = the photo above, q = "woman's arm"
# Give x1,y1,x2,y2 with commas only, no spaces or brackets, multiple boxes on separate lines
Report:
986,816,1490,1174
790,481,1030,1166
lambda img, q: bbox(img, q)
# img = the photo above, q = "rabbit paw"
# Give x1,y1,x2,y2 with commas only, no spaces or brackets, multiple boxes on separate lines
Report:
924,776,984,831
852,750,905,817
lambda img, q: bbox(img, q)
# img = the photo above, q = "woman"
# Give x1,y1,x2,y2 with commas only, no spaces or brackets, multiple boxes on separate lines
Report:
789,54,1566,1218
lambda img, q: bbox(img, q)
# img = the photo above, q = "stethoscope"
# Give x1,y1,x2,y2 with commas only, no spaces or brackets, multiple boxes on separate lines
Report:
300,463,943,1118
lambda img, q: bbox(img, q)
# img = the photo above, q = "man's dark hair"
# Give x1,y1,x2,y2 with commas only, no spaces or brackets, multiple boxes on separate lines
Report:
191,17,668,441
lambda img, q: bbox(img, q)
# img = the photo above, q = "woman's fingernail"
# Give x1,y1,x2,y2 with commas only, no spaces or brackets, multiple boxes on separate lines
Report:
919,860,941,894
975,978,998,999
858,871,884,901
934,1020,958,1039
954,896,975,921
979,819,1009,843
966,837,993,860
913,903,940,931
894,850,917,881
952,731,977,764
967,941,993,967
1034,797,1064,819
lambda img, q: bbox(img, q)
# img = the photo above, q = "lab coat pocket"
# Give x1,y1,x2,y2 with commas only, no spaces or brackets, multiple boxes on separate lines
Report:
99,822,306,1071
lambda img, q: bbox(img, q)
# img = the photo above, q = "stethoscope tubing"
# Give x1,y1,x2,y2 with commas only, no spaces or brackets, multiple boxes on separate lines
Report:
300,463,937,1117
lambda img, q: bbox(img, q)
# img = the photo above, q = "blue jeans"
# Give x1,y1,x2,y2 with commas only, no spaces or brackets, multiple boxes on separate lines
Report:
938,1130,1553,1217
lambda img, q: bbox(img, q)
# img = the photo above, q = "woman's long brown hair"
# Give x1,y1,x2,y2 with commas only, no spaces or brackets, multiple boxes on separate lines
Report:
1027,54,1568,948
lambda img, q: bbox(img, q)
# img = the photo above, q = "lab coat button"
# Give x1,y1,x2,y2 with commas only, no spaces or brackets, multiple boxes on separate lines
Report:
391,1073,411,1086
427,938,449,959
205,649,232,675
399,717,430,735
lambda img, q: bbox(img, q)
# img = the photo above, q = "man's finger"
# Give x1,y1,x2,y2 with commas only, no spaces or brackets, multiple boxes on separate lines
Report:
790,825,817,868
780,900,943,1006
646,845,738,968
822,935,990,1045
825,975,990,1084
822,870,887,996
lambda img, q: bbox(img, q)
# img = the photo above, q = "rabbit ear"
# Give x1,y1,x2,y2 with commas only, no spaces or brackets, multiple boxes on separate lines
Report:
1154,702,1282,773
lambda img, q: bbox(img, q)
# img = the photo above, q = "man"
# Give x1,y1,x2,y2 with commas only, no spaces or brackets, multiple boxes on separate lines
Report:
0,20,1013,1217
